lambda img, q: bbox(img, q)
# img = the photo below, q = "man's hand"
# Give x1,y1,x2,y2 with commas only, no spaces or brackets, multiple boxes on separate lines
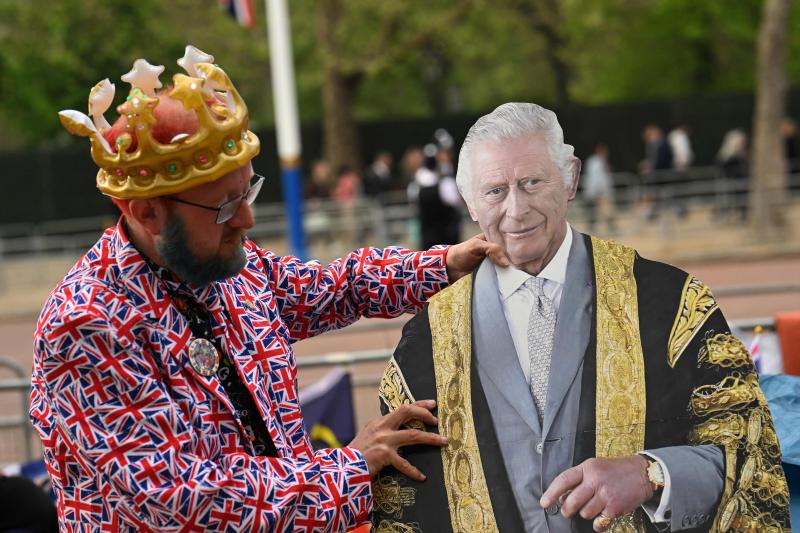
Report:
445,234,510,282
541,455,654,532
349,400,447,481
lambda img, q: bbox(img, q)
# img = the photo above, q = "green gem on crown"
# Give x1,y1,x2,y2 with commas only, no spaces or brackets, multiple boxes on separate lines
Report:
168,163,178,173
226,139,235,149
117,138,124,145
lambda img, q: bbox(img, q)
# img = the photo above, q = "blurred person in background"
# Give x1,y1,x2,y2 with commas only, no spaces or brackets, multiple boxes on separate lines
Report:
401,146,425,245
781,117,800,177
306,158,334,201
640,124,673,221
30,46,506,532
363,151,394,244
667,124,694,172
305,159,334,255
667,125,693,218
332,164,363,246
372,102,789,533
400,146,425,185
363,150,394,204
581,143,616,234
716,128,749,222
434,127,456,176
436,143,456,179
408,143,462,249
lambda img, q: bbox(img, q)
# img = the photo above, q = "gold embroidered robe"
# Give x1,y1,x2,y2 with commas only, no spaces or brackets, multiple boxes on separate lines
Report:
373,236,790,533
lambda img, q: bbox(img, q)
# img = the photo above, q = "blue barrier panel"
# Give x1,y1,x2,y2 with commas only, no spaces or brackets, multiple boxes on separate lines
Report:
760,374,800,526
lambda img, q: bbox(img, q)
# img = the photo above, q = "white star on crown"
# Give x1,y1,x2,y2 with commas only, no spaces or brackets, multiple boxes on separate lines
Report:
121,59,165,96
178,45,215,78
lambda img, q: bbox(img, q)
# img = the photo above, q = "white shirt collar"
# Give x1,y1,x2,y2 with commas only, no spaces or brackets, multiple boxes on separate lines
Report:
495,223,573,299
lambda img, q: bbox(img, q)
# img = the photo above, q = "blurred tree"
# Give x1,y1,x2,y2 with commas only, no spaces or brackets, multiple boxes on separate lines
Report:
435,4,556,112
312,0,473,173
499,0,571,106
0,0,163,146
565,0,766,104
750,0,791,238
0,0,269,148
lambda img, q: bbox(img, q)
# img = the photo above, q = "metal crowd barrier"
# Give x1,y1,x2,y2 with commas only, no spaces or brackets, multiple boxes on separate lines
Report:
1,167,799,257
0,357,34,463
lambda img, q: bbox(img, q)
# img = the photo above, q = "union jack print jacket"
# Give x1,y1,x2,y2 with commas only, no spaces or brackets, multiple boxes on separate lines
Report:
29,222,450,532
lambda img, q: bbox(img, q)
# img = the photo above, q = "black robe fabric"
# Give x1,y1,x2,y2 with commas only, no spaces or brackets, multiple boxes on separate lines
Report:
372,235,790,533
372,303,525,533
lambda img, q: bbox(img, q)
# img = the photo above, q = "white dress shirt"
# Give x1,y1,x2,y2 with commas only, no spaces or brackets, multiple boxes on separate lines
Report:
495,224,572,384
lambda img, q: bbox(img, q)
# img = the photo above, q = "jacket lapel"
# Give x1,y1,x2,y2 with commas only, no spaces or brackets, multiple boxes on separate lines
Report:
542,230,593,438
473,259,541,435
217,277,294,455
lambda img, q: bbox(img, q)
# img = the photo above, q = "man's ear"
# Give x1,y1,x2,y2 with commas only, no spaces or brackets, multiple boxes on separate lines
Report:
111,198,131,217
565,157,582,201
128,197,168,236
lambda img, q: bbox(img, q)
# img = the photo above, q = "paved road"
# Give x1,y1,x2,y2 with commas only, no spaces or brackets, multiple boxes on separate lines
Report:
1,254,797,462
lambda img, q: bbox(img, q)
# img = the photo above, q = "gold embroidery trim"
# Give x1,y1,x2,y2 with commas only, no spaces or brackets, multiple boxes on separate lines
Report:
668,276,719,367
378,357,424,431
689,376,758,417
714,447,739,533
690,375,792,532
373,476,417,519
428,275,499,533
698,332,751,369
689,413,746,447
591,237,646,533
374,520,422,533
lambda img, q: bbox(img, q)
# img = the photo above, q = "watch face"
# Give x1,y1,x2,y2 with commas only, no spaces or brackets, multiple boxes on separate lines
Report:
648,461,665,486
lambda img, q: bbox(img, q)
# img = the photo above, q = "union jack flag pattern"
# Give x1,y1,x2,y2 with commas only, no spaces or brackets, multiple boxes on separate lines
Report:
29,221,449,532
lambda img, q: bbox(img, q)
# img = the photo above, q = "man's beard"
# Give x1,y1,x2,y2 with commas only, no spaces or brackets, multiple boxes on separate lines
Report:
156,212,247,287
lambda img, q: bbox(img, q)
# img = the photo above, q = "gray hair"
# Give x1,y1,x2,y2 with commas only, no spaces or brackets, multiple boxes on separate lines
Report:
456,102,579,210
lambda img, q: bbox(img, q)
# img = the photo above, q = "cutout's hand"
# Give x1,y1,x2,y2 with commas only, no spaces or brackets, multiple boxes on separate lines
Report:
541,455,654,532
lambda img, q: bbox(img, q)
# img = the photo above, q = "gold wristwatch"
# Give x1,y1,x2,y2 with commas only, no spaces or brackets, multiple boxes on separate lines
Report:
645,456,666,493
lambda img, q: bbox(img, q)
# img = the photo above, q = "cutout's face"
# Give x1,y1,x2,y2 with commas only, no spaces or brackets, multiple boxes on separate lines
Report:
469,136,576,274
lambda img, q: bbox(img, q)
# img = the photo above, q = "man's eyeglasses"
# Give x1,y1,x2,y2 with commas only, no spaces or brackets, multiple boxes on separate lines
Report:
167,175,265,224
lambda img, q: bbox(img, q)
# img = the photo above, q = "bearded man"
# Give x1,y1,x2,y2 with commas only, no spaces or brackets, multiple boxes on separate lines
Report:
29,46,503,532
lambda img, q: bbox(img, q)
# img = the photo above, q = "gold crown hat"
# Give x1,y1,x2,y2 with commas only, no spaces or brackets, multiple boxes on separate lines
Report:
58,45,260,199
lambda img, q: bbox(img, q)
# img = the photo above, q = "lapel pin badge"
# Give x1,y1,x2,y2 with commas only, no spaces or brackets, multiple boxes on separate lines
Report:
188,338,220,376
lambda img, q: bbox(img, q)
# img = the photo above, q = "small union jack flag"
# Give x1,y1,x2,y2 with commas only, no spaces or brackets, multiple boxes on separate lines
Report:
749,325,763,372
220,0,256,28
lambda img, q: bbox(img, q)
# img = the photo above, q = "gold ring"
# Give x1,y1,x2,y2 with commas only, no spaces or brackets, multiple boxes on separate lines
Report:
595,513,614,529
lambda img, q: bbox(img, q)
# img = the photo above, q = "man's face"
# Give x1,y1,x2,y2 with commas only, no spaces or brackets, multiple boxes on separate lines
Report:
469,136,576,274
156,164,255,286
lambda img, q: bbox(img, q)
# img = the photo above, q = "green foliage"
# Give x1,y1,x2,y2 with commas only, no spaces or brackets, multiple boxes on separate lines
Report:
0,0,270,147
1,0,799,148
565,0,770,103
441,3,557,110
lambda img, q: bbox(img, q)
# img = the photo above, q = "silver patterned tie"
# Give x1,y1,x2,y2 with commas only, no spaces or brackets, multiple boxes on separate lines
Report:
525,277,557,421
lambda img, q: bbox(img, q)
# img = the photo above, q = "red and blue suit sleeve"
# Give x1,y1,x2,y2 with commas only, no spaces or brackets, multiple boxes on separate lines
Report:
258,246,450,341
